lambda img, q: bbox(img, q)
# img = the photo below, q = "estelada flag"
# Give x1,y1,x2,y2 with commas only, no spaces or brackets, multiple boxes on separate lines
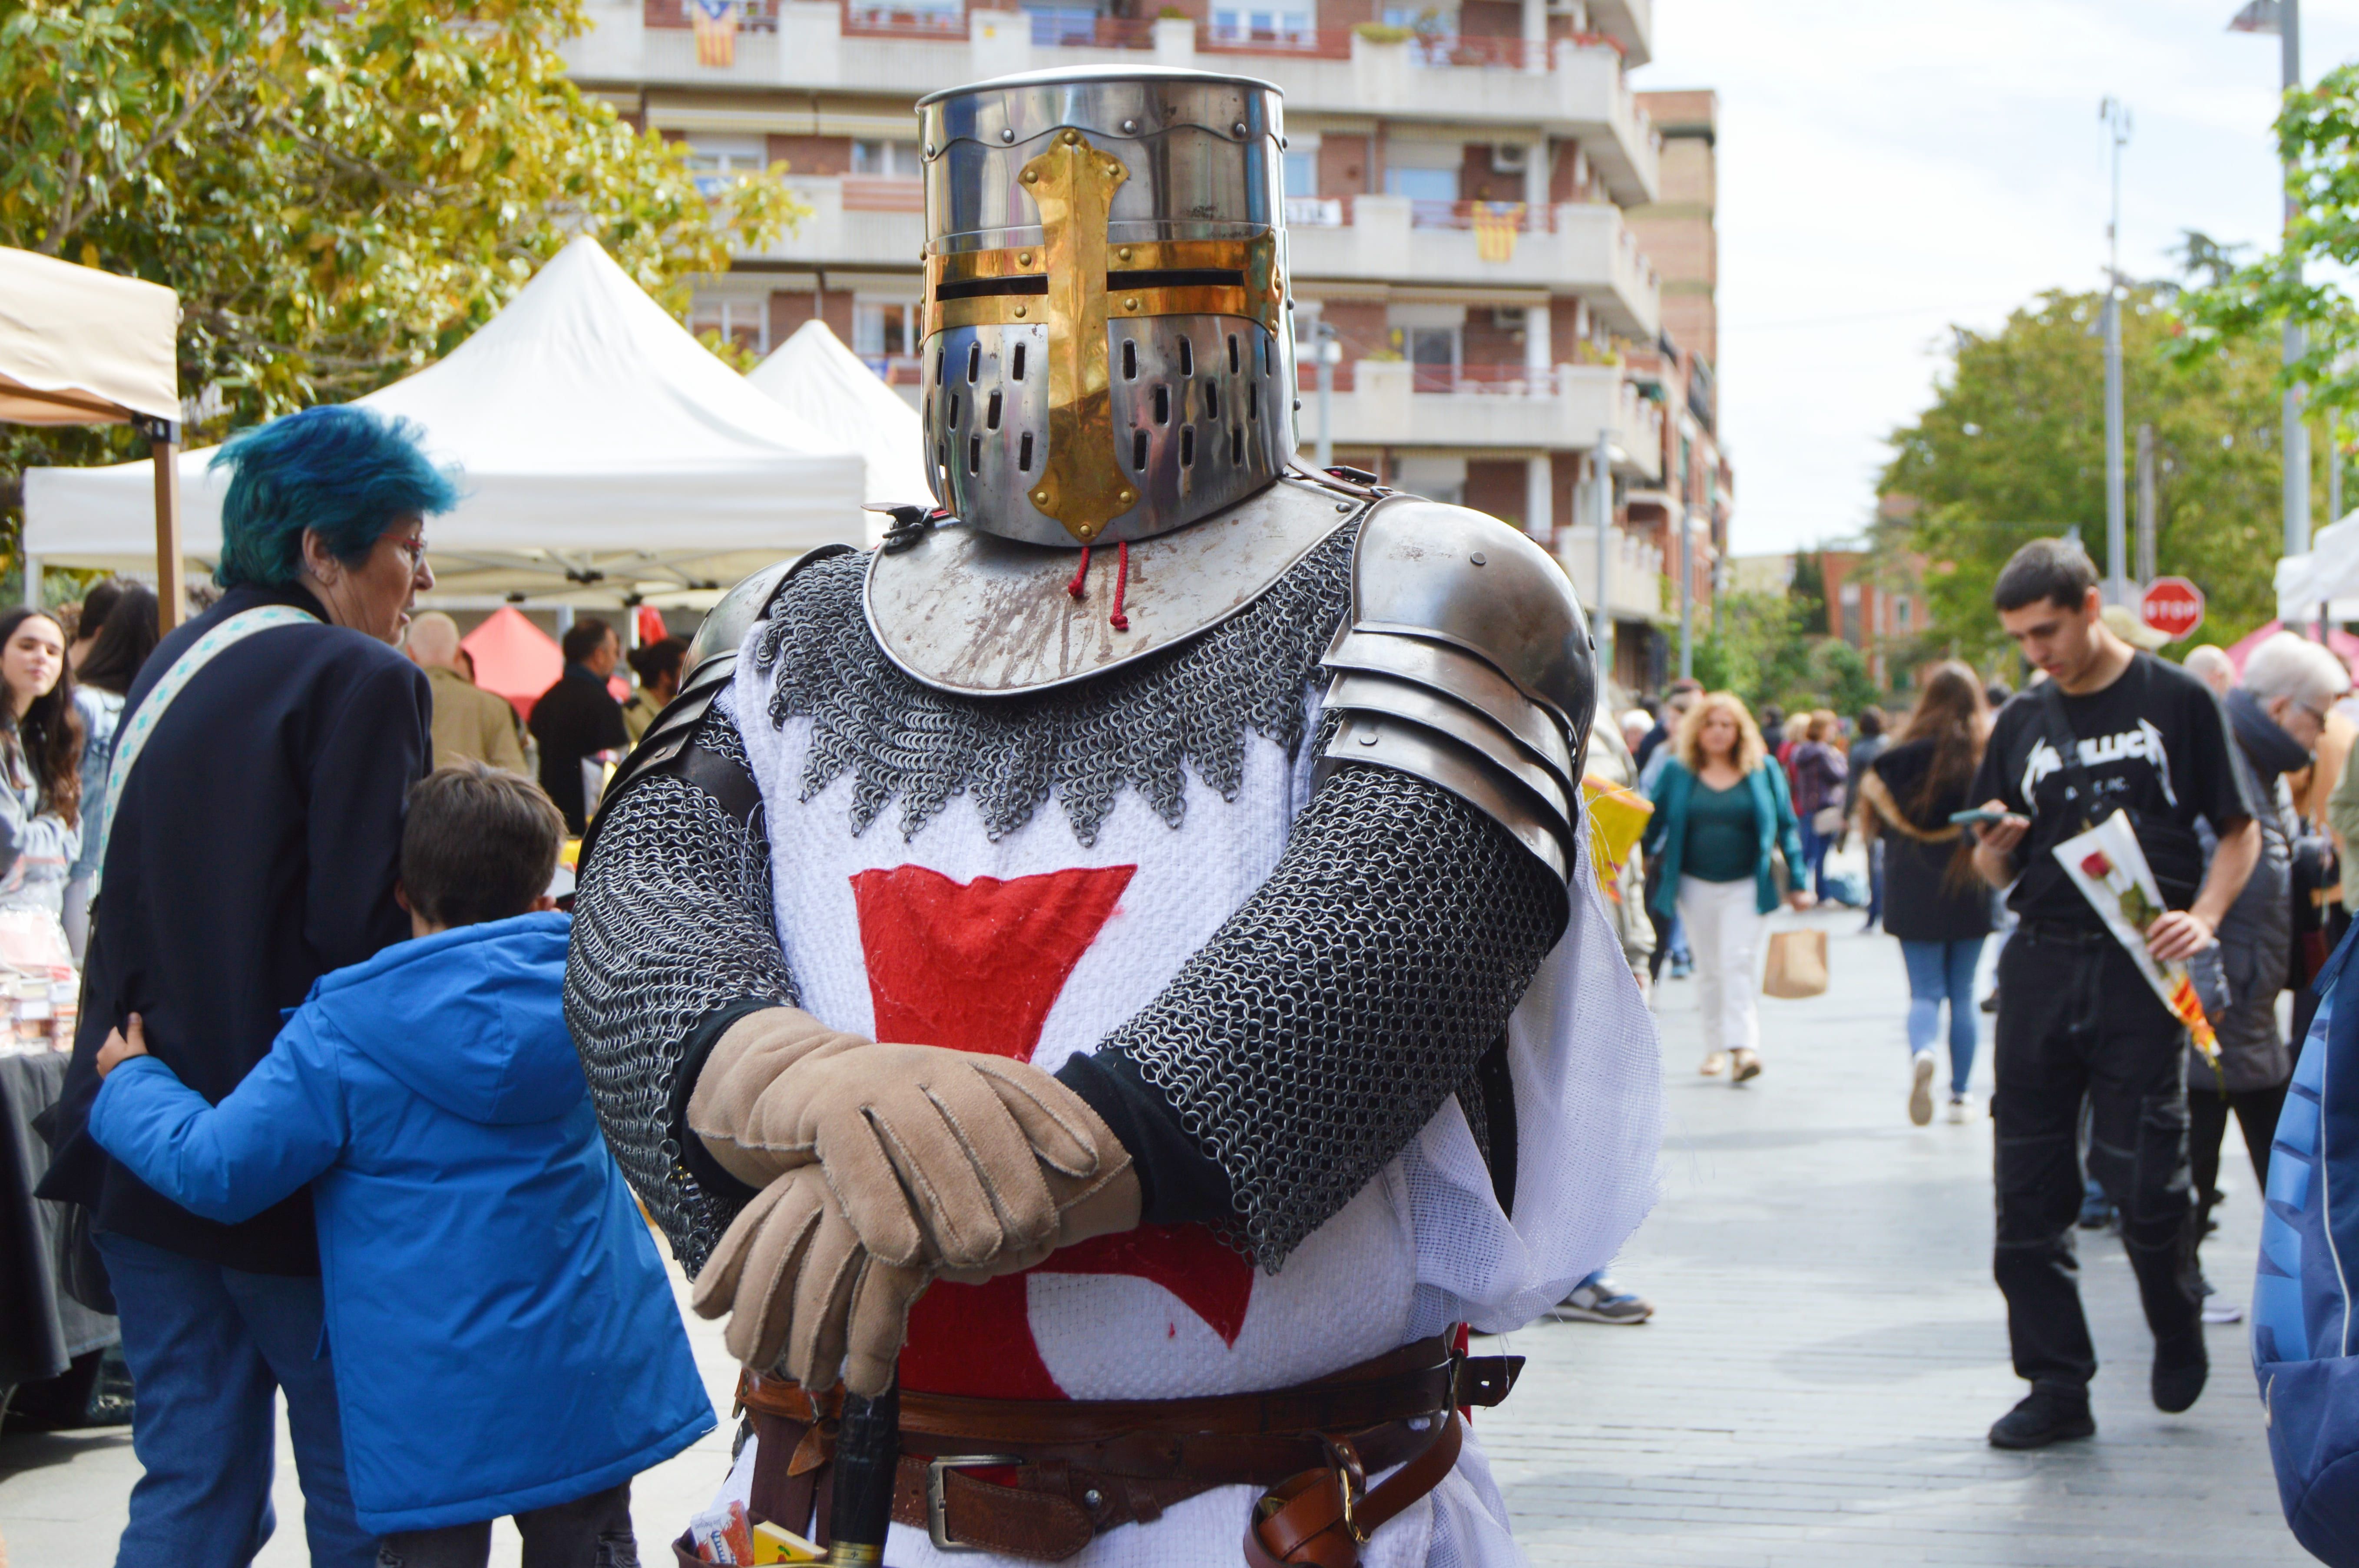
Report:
1472,201,1524,264
689,0,738,66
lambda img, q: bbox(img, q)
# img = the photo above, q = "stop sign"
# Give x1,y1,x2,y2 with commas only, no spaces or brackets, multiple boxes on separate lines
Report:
2140,576,2206,641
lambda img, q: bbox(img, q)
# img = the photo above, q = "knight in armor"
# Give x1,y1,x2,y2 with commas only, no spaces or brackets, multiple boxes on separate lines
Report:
566,64,1661,1568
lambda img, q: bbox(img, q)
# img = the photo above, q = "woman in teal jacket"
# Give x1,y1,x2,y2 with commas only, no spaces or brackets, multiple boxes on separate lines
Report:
1641,691,1813,1083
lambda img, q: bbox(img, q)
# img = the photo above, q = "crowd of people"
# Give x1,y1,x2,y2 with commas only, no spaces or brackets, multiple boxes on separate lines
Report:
1615,536,2359,1457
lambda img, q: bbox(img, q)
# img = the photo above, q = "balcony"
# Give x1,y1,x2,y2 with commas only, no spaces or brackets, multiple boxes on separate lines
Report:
1284,196,1658,338
744,174,926,267
1557,523,1665,621
1295,360,1663,478
563,2,1660,202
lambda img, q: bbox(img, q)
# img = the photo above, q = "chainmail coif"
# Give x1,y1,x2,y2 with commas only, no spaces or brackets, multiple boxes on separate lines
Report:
565,713,794,1274
748,525,1357,847
1105,756,1571,1269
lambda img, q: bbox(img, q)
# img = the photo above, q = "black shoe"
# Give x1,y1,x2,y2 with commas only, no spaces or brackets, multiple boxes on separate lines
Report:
2154,1335,2208,1414
1988,1386,2096,1449
1980,990,2000,1014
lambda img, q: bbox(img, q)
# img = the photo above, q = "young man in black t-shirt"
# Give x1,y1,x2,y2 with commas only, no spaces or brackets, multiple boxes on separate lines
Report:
1967,540,2259,1451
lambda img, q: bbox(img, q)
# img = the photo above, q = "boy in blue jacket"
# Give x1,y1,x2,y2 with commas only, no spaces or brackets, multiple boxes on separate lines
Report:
91,763,714,1566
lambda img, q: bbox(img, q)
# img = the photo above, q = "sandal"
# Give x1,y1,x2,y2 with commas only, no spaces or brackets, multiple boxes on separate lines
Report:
1730,1048,1762,1083
1700,1051,1729,1076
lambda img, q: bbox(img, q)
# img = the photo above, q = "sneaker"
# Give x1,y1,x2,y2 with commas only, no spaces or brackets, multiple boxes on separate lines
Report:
1556,1271,1654,1325
1945,1094,1969,1125
2077,1189,2115,1231
1669,955,1694,980
2202,1293,2246,1326
1909,1052,1936,1126
1979,990,2000,1014
2154,1334,2208,1413
1988,1386,2095,1449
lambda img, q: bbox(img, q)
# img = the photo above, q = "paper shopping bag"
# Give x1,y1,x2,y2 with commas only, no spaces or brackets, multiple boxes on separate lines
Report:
1762,928,1828,999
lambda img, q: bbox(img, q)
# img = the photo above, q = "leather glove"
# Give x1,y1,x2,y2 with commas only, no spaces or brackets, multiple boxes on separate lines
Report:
687,1007,872,1189
691,1022,1140,1274
690,1164,928,1397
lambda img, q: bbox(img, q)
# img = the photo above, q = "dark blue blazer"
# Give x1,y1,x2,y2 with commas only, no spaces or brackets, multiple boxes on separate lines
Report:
39,581,429,1274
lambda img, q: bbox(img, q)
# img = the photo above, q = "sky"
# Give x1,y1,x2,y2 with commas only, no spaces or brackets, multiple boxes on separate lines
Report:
1629,0,2359,558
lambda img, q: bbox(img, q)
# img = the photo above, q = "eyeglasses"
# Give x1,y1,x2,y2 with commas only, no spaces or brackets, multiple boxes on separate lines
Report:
389,534,430,572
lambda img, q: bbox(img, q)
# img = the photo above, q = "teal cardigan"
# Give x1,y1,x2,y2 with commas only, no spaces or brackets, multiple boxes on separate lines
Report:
1641,756,1806,918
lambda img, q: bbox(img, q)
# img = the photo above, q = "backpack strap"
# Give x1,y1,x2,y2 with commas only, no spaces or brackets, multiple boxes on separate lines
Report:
2032,680,2101,834
92,604,318,891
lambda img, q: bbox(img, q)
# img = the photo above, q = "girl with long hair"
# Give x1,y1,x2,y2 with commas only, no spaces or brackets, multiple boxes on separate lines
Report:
0,606,84,921
1853,660,1994,1124
1640,690,1812,1083
63,584,162,957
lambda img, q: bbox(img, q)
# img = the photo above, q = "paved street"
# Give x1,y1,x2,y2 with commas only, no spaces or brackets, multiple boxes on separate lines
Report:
0,896,2304,1565
1482,899,2301,1568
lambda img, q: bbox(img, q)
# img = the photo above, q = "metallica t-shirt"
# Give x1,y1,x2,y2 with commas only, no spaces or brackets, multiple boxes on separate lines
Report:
1969,651,2255,927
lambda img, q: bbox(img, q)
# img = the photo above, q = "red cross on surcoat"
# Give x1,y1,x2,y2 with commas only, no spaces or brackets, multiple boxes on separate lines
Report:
849,864,1254,1399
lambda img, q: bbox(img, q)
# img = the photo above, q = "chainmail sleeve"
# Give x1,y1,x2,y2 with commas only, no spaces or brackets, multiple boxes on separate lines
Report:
1099,751,1570,1271
566,704,797,1274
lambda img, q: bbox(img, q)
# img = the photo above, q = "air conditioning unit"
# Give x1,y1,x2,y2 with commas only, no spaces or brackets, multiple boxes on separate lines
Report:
1490,143,1530,174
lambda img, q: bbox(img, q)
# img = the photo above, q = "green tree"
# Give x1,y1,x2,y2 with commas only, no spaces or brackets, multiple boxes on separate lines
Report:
1692,589,1814,716
0,0,804,552
2177,62,2359,439
1883,287,2291,665
1789,550,1828,634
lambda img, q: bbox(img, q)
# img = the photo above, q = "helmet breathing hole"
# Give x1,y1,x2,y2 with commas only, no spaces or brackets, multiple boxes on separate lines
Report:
1230,426,1243,464
1180,426,1194,468
1132,429,1148,470
1012,343,1027,381
1019,432,1034,472
1228,334,1240,374
1178,338,1193,377
986,391,1002,430
935,346,945,383
967,343,982,383
1122,340,1137,380
968,436,982,475
947,393,961,428
1262,336,1271,374
1204,381,1219,420
1248,382,1258,421
1154,385,1170,426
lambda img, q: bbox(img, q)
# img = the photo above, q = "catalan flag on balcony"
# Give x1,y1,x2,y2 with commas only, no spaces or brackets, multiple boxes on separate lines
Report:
1472,201,1524,264
688,0,738,66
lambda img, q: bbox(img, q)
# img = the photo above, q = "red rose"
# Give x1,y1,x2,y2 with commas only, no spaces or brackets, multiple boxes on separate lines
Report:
2081,852,2113,878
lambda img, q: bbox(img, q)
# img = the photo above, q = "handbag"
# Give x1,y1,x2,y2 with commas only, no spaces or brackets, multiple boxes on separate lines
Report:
1763,926,1828,998
1810,804,1844,836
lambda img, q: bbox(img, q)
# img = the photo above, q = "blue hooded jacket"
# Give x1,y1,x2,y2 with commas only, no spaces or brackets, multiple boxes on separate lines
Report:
89,911,714,1533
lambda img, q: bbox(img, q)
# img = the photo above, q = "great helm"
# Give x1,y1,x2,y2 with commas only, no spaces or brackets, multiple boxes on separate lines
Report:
916,66,1294,548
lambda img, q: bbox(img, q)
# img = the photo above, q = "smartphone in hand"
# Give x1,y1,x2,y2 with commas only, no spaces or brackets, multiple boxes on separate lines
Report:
1948,807,2008,827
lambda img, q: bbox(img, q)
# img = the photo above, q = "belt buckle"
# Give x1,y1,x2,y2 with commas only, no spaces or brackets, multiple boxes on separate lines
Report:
926,1453,1025,1552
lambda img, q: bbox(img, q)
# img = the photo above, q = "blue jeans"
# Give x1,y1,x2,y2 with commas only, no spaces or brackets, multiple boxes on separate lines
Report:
96,1232,374,1568
1799,818,1834,895
1899,937,1985,1095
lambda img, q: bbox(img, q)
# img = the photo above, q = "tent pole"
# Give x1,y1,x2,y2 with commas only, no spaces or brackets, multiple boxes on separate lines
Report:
22,555,39,611
141,418,184,634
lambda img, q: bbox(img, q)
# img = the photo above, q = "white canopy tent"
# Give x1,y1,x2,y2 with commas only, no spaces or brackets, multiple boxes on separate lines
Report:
0,247,188,625
2275,510,2359,626
747,320,933,511
23,237,866,609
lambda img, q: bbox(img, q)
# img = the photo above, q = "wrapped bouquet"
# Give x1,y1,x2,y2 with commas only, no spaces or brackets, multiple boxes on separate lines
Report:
2052,810,2219,1069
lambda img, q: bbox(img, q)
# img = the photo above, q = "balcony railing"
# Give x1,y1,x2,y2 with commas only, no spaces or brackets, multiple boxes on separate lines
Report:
1297,361,1562,397
1285,195,1347,227
841,3,966,35
1198,24,1353,58
841,175,924,212
1406,200,1552,232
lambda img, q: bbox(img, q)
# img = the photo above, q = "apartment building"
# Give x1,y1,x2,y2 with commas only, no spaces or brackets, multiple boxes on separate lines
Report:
562,0,1730,693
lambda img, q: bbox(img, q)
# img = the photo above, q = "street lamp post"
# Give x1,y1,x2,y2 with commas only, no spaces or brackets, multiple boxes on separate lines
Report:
1593,430,1616,678
2231,0,2310,557
2101,96,2131,605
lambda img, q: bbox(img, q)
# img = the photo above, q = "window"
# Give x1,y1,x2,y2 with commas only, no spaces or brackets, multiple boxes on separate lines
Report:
685,135,766,197
1896,598,1912,631
1211,6,1313,43
851,139,922,178
853,300,920,360
1282,150,1316,198
1025,4,1098,43
1384,167,1459,205
690,294,768,355
1406,325,1460,392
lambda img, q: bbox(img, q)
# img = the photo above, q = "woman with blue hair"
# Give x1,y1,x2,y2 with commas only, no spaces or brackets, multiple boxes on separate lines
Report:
39,404,453,1568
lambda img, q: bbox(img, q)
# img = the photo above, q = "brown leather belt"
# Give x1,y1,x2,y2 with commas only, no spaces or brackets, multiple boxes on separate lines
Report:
735,1335,1521,1564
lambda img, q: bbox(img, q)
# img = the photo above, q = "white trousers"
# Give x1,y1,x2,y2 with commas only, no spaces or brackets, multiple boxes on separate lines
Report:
1678,875,1765,1054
